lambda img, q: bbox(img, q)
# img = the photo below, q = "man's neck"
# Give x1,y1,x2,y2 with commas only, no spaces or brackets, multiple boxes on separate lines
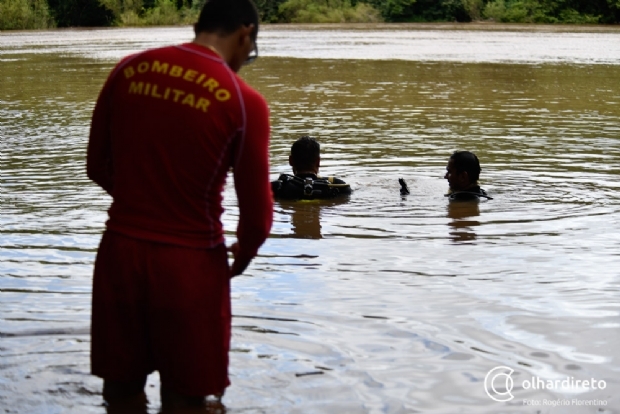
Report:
452,183,479,192
193,33,232,64
295,170,318,178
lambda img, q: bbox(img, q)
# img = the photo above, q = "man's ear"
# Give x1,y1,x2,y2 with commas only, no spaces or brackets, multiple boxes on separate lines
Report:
238,24,255,46
289,155,297,174
461,171,470,183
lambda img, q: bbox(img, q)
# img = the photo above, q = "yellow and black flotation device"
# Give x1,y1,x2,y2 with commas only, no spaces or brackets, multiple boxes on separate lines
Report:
271,174,351,200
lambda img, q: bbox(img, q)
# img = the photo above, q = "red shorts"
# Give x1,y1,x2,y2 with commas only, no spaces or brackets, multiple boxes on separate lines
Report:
91,230,231,396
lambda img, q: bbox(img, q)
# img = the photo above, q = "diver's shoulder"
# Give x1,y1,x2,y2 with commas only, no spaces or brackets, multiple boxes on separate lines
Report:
447,186,492,201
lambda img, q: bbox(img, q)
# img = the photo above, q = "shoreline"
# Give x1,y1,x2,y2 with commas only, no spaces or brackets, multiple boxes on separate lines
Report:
2,21,620,35
261,21,620,33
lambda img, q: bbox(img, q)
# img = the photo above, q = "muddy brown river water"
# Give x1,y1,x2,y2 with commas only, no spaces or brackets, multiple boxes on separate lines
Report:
1,23,619,413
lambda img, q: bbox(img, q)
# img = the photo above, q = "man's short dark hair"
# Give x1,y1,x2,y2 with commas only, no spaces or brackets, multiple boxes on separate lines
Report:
195,0,259,40
450,150,481,183
290,136,320,171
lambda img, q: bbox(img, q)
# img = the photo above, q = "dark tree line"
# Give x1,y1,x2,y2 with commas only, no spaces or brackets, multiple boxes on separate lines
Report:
255,0,620,24
1,0,618,30
46,0,113,26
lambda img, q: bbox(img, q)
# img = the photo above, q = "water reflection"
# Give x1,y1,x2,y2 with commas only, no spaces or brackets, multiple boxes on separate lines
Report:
277,197,351,239
105,396,149,414
446,199,481,243
104,397,227,414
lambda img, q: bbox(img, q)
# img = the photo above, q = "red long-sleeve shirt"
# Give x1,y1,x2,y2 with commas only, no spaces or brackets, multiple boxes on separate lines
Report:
87,43,273,260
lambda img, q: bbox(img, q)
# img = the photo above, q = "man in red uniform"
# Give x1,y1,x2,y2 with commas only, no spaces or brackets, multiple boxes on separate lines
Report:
86,0,273,409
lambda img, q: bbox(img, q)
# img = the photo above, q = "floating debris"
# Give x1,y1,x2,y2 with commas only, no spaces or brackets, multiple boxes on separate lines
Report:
295,371,324,377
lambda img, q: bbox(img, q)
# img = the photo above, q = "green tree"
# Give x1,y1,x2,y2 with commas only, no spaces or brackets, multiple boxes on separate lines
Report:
599,0,619,22
47,0,113,26
0,0,55,29
462,0,484,20
482,0,610,23
97,0,142,23
278,0,382,22
254,0,286,22
406,0,470,21
4,0,619,28
141,0,196,25
366,0,416,21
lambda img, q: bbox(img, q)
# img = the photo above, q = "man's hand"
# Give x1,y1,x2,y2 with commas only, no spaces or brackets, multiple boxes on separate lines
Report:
228,242,252,277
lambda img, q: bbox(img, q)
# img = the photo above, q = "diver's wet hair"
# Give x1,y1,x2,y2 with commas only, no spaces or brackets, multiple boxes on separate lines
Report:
195,0,259,41
290,136,320,171
450,150,481,183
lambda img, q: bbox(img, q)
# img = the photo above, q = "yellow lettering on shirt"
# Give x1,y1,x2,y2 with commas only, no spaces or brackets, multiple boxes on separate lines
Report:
202,77,219,93
137,61,149,74
181,93,195,107
215,89,231,102
127,82,210,112
151,60,169,75
151,84,162,98
124,60,232,102
183,69,198,82
122,58,231,113
128,81,144,94
195,97,210,113
124,66,135,79
171,89,185,102
169,65,183,77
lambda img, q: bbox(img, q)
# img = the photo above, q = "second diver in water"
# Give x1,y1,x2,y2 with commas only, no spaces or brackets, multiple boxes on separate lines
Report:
271,136,351,200
398,150,492,200
444,150,491,201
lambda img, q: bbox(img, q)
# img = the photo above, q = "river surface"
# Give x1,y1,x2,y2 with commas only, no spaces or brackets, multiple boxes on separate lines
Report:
1,24,620,413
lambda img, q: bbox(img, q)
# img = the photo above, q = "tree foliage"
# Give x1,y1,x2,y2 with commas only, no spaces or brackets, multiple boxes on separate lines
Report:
364,0,416,21
0,0,54,29
482,0,605,23
278,0,382,22
45,0,113,26
254,0,286,22
0,0,618,29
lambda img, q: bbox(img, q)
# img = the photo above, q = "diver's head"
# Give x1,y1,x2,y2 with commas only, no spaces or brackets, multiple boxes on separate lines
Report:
445,150,481,191
289,136,320,175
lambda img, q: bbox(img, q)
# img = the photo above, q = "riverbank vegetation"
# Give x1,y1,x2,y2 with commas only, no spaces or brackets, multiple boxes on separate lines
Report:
1,0,618,30
0,0,54,29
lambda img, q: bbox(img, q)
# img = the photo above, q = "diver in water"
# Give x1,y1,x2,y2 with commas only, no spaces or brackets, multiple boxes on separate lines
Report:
271,136,351,200
444,150,492,201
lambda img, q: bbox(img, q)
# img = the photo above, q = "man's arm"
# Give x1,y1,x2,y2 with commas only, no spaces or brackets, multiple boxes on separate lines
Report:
86,80,114,195
230,89,273,276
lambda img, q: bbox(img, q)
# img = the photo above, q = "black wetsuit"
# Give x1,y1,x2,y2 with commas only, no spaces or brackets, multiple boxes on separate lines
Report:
446,186,492,201
271,173,351,200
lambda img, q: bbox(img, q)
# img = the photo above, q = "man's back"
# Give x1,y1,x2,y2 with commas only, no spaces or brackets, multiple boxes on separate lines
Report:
88,43,271,248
